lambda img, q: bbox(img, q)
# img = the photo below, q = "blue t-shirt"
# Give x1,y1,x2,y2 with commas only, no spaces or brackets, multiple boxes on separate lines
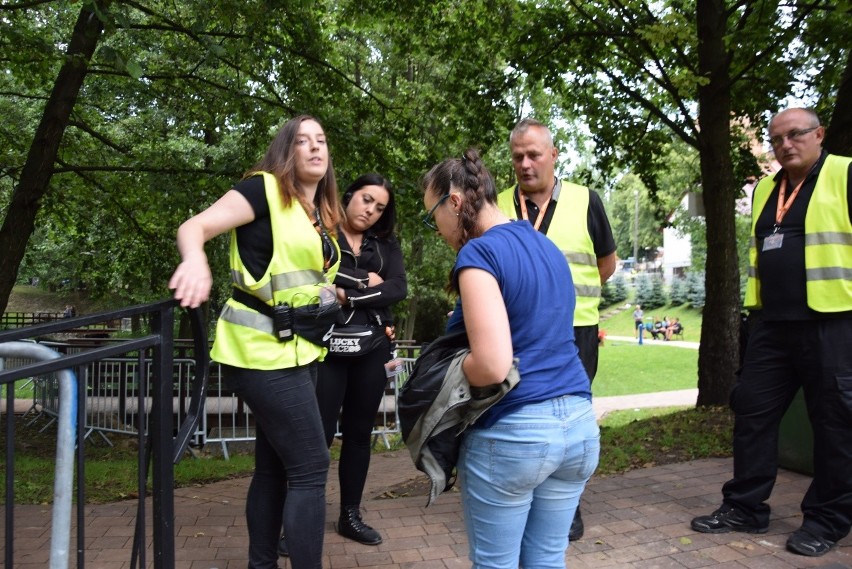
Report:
446,220,590,427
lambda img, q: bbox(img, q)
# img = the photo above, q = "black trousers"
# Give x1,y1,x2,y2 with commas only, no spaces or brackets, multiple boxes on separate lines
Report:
315,336,392,506
225,363,328,569
723,316,852,541
574,324,600,383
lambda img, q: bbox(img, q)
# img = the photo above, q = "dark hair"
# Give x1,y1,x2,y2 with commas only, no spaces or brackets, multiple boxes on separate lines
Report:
341,173,397,239
245,115,340,236
421,148,497,246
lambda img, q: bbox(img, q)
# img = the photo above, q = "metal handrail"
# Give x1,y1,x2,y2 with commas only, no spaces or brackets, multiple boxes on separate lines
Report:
0,342,76,569
0,299,207,569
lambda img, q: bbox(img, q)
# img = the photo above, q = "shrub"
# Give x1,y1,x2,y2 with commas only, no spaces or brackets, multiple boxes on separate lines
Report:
635,273,667,310
602,273,629,307
670,276,689,305
686,271,706,308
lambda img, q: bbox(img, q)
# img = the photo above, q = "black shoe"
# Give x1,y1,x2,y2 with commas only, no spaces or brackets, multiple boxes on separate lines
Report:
568,509,584,541
338,505,382,545
277,535,289,557
690,506,767,534
786,529,835,557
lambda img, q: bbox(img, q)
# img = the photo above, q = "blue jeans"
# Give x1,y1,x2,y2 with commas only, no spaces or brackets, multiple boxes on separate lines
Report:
459,395,600,569
224,363,329,569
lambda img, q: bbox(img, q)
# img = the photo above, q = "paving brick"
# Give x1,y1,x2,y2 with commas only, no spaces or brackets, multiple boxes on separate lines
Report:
6,452,852,568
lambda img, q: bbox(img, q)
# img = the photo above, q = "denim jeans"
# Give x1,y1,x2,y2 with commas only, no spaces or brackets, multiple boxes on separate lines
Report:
224,363,329,569
458,395,599,569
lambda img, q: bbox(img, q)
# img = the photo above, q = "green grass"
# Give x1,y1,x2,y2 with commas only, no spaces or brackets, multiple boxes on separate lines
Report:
594,340,698,396
597,405,732,475
1,426,257,505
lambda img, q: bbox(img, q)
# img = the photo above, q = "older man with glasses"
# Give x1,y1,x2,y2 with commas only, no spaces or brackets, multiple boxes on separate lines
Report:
690,107,852,558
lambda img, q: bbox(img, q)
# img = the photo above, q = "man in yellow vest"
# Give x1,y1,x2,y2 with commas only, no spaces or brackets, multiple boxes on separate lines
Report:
691,108,852,557
498,118,616,541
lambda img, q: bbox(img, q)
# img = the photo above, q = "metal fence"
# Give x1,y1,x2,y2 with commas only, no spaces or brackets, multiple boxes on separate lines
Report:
8,353,416,459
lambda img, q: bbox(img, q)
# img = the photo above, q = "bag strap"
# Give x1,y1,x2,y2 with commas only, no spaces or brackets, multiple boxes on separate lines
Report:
232,287,275,318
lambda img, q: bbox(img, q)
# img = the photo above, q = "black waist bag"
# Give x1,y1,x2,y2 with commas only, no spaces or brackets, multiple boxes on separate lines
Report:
232,288,340,348
327,324,388,356
292,301,340,347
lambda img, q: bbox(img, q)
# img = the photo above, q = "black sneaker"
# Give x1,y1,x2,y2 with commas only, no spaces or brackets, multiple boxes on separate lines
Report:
786,529,835,557
690,506,768,534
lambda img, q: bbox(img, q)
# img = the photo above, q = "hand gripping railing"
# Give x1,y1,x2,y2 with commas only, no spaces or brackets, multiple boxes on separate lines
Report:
0,342,77,569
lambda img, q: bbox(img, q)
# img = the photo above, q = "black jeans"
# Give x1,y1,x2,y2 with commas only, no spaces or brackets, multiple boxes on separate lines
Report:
722,316,852,541
224,363,329,569
315,336,391,506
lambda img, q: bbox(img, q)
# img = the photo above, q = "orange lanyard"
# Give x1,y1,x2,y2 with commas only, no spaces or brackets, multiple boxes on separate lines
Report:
775,175,805,225
518,186,554,231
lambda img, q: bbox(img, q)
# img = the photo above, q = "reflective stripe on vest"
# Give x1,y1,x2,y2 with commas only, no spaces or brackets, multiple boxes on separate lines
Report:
497,181,601,326
744,154,852,312
230,268,326,302
211,172,341,369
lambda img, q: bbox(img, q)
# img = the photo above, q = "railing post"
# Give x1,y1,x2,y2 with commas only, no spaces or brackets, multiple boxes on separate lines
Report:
150,306,176,568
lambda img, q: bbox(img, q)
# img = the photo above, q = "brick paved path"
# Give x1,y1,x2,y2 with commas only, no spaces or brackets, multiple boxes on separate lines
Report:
4,452,850,568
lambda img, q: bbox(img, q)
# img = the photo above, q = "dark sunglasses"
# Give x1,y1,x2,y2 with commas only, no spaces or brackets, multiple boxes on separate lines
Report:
422,193,450,231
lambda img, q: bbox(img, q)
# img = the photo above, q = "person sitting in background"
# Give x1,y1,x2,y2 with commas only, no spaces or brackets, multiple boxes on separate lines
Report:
666,317,683,341
649,316,667,340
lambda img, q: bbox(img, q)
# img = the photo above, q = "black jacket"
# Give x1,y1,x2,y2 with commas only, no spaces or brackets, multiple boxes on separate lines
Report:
399,332,520,506
334,230,407,327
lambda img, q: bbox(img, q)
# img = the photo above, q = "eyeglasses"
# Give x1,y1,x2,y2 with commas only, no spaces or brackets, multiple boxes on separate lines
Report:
768,127,818,148
421,193,450,231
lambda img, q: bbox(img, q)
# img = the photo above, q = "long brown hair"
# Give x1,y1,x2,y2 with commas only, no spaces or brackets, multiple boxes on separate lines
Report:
246,115,340,236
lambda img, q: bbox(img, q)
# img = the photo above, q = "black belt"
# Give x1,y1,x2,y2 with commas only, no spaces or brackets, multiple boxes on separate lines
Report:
232,288,276,317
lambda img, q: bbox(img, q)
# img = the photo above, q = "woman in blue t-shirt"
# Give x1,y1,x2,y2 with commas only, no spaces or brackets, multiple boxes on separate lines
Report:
421,149,599,569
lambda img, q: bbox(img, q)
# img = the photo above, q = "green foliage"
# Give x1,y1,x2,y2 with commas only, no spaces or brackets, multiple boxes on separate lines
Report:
598,406,733,475
686,271,706,309
669,276,688,306
649,274,668,308
1,0,522,329
601,273,629,308
634,273,666,310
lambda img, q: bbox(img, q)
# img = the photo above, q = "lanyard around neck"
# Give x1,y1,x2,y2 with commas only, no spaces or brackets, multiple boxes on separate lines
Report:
518,184,555,231
775,174,805,226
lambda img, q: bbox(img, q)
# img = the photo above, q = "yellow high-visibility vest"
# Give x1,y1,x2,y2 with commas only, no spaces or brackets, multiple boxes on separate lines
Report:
497,181,601,326
744,154,852,312
211,172,341,369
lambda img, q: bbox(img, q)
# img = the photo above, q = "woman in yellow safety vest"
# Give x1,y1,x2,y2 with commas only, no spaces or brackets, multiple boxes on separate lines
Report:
169,115,341,569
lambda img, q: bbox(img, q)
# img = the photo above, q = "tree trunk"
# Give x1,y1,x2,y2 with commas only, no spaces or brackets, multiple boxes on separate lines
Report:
824,50,852,157
0,3,106,315
694,0,742,406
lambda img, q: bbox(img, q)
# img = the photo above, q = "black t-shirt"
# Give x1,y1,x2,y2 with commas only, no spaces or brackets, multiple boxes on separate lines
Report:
753,152,852,320
231,175,338,282
232,176,272,281
513,182,617,259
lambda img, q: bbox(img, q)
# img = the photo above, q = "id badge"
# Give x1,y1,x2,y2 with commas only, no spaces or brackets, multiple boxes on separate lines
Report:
763,232,783,251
